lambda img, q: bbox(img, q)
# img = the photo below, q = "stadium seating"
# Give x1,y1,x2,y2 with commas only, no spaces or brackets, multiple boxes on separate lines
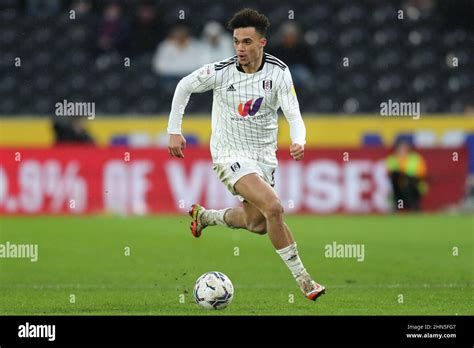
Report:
362,133,384,147
0,0,472,115
440,129,466,147
466,133,474,174
394,133,415,146
414,130,437,148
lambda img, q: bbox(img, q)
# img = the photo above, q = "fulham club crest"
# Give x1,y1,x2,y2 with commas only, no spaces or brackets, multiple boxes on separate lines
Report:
262,79,272,91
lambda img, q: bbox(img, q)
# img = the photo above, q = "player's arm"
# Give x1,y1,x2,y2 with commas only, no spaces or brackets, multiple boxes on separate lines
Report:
277,69,306,161
167,64,217,158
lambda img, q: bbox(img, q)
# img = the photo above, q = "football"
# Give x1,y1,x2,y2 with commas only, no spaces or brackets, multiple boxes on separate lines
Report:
193,271,234,310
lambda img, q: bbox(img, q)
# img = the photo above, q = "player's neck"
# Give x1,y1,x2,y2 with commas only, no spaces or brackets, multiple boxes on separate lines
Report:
241,51,264,74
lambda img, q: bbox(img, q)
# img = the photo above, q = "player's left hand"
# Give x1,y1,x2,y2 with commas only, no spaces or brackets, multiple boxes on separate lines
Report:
290,143,304,161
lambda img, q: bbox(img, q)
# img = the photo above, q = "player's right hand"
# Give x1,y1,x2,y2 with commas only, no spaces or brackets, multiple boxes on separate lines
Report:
290,143,304,161
168,134,186,158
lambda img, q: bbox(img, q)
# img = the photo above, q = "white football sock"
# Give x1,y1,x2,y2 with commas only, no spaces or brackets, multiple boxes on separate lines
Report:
202,208,231,227
276,242,308,279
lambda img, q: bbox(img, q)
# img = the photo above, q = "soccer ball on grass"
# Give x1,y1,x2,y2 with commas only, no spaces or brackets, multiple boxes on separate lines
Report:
193,271,234,310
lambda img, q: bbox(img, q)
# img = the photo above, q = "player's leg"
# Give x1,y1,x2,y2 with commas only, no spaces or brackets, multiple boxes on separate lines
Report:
225,201,267,234
190,201,266,235
188,162,324,299
189,160,268,236
226,201,299,240
233,173,291,249
225,202,301,238
233,173,325,300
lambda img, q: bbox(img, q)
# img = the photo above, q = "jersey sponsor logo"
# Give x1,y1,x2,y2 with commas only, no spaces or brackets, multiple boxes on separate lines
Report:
227,84,236,92
262,79,272,91
237,97,264,117
230,162,241,172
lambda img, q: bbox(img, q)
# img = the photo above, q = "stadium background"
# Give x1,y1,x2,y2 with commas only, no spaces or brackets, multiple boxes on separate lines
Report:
0,0,473,315
1,0,473,215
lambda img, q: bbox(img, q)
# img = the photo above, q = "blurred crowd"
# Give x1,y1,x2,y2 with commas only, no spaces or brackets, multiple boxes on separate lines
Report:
25,0,319,89
1,0,472,114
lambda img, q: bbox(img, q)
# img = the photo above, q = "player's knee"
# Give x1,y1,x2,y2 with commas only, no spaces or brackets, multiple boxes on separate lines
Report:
246,219,267,235
264,200,284,220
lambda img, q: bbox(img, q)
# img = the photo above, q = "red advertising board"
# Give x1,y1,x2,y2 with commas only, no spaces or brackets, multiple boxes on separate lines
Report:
0,147,467,215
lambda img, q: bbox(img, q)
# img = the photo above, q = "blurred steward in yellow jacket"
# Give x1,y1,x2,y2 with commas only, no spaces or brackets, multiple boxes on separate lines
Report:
386,139,428,211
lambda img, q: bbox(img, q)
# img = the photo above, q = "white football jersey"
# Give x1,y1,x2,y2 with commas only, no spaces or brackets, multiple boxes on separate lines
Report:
167,52,305,165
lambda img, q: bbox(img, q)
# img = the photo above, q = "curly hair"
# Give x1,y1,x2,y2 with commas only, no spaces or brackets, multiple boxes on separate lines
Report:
227,8,270,37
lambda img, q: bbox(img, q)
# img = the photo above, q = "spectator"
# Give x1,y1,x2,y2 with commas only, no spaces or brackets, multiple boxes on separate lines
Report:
386,139,428,211
70,0,93,18
53,118,95,145
96,1,130,56
129,1,162,56
200,21,234,62
152,24,203,81
270,22,315,89
403,0,435,11
464,102,474,115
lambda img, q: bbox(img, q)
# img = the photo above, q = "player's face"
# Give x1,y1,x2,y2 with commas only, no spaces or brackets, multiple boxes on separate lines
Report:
233,27,267,66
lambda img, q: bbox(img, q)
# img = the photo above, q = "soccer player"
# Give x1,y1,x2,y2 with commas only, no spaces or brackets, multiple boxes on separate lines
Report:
167,8,325,301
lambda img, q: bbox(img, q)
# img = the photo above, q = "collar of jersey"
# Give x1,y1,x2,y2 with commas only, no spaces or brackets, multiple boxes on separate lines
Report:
236,53,266,73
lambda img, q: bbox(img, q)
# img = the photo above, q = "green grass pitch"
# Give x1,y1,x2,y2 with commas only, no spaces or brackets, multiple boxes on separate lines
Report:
0,214,472,315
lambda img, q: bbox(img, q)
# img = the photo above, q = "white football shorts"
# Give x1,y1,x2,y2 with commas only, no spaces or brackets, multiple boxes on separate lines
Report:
212,159,276,201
